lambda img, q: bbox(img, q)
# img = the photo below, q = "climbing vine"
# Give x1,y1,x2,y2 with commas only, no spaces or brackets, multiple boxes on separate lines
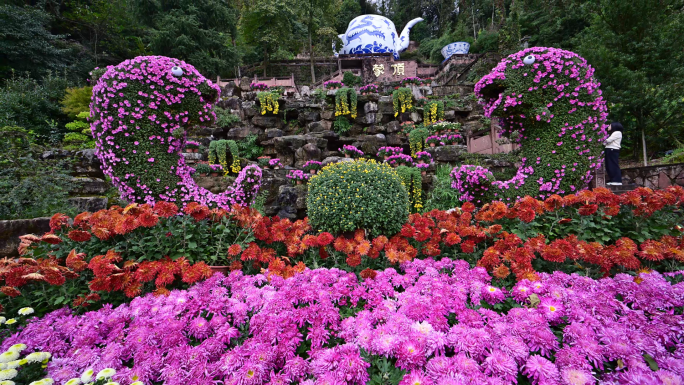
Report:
392,87,413,117
396,165,423,213
335,87,357,119
209,140,241,174
423,100,444,125
408,127,430,156
257,90,280,115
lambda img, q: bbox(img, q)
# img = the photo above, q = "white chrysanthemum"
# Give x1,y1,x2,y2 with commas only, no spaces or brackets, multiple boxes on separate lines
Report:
17,308,34,316
0,352,19,364
0,317,5,324
64,379,81,385
4,319,16,325
42,379,54,385
0,380,15,385
2,362,20,370
80,368,94,383
0,369,17,381
24,352,48,364
103,382,120,385
6,345,25,354
95,368,116,380
130,382,143,385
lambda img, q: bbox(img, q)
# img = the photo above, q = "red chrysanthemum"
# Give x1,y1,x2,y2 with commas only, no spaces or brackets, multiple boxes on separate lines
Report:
154,201,179,218
137,210,159,227
41,233,62,245
317,232,334,246
461,240,475,254
346,253,362,267
517,209,536,223
461,202,476,213
68,230,92,242
445,233,462,246
228,244,243,256
241,243,261,261
360,268,377,279
49,213,70,232
66,249,88,272
1,286,21,297
229,260,243,271
578,204,598,216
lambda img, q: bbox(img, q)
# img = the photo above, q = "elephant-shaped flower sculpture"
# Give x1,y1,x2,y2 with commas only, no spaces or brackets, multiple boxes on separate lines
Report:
452,47,609,204
90,56,262,209
335,14,423,59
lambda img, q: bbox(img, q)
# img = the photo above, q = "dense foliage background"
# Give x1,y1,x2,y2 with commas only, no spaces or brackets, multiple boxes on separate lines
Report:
1,0,683,157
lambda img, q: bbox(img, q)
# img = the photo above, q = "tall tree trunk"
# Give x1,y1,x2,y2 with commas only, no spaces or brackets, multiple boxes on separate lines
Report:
263,47,268,77
471,1,477,39
309,30,316,84
641,129,648,166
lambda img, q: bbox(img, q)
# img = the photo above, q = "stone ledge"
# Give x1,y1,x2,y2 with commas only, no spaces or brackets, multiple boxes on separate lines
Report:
0,217,51,257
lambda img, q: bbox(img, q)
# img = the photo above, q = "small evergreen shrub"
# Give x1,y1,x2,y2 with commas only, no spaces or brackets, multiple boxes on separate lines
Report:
307,159,409,237
342,71,362,87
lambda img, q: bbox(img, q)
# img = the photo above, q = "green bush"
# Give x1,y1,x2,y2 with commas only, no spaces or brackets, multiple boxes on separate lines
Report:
194,163,211,174
307,159,409,237
0,127,76,220
333,116,352,134
61,86,93,118
214,106,241,127
423,164,462,212
237,135,263,160
342,71,362,87
0,74,68,143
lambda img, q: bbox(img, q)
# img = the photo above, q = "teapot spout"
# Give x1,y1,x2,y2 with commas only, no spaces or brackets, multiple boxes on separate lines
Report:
398,18,424,52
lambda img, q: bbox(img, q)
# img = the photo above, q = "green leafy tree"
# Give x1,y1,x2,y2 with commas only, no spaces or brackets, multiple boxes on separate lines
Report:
131,0,239,77
240,0,304,76
0,5,69,79
576,0,684,161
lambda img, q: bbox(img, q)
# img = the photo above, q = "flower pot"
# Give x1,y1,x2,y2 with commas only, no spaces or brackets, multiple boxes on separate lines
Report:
418,160,425,165
185,149,193,153
309,169,317,175
429,143,436,148
193,149,199,153
210,266,231,275
200,173,208,177
384,155,389,160
296,180,303,185
274,166,280,170
421,171,427,176
345,154,350,158
211,172,219,177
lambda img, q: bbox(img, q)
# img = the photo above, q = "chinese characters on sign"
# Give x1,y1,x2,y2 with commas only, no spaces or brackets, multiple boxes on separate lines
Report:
372,63,406,77
391,63,405,76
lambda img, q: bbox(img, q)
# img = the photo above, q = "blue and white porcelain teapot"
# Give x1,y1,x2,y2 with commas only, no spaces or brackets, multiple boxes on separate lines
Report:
334,14,424,59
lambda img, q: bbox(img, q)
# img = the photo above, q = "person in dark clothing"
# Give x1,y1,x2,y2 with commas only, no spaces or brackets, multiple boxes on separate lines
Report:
604,122,623,185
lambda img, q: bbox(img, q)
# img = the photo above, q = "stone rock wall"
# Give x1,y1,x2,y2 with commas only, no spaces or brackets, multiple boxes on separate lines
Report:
0,217,50,257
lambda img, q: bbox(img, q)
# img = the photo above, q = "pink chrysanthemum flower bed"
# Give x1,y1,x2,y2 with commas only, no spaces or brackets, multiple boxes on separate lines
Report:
5,258,684,385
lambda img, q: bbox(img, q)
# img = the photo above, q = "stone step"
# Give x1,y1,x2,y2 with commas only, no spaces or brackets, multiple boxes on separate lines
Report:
608,183,637,194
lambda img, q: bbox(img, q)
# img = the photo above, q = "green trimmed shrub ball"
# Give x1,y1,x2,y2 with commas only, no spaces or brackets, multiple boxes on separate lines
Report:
307,159,409,237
